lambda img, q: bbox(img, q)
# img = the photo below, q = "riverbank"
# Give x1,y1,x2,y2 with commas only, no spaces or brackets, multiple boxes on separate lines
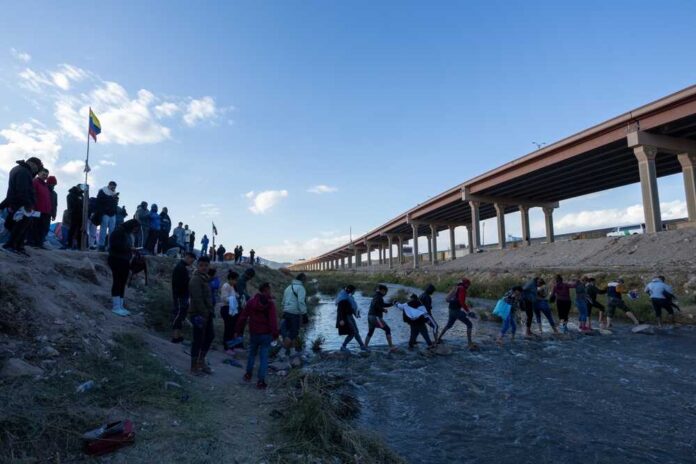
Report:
0,251,398,463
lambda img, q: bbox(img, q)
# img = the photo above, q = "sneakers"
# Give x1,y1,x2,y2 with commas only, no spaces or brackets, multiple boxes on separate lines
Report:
340,346,350,353
243,372,252,382
256,380,267,390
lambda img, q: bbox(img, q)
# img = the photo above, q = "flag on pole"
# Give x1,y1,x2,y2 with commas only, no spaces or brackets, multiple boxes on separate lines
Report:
88,109,101,142
212,222,218,235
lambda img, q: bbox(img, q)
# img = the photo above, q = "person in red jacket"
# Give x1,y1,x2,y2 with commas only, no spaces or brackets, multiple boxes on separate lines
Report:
437,277,477,349
234,282,279,390
28,167,52,248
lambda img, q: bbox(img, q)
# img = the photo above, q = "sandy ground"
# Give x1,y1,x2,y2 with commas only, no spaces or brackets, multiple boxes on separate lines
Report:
0,249,284,463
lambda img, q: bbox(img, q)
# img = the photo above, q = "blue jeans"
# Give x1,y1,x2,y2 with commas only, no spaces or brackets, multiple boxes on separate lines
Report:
534,300,556,327
98,214,116,247
247,334,272,381
576,298,589,322
500,312,517,336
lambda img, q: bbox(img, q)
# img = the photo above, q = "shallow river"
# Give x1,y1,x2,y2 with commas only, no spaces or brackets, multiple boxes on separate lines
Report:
304,285,696,464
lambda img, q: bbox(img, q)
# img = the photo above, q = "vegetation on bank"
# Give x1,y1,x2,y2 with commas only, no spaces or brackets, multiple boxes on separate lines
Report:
269,372,406,464
0,333,208,463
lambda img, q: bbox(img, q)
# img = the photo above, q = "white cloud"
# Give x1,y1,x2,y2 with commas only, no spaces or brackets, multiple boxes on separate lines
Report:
50,64,88,90
256,232,356,263
183,96,217,126
55,81,171,145
18,68,53,92
0,122,61,173
10,48,31,63
245,190,288,214
154,102,180,118
308,184,338,194
59,159,86,174
550,200,688,232
99,160,116,166
19,64,87,92
200,203,221,217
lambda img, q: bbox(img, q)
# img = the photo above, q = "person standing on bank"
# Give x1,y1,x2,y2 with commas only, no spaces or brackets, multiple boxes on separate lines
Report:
201,234,209,257
28,167,51,248
158,207,171,255
188,256,214,375
2,157,43,256
171,251,196,343
108,219,139,317
96,181,119,252
281,273,308,357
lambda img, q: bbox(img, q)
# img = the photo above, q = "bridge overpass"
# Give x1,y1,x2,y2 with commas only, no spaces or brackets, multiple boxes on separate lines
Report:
290,85,696,272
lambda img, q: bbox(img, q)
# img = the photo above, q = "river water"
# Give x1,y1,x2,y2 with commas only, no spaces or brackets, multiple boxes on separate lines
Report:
304,286,696,464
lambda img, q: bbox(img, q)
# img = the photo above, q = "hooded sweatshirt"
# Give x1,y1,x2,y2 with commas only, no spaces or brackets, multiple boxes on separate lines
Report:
149,206,161,231
282,280,307,315
419,284,436,314
5,161,35,210
32,178,51,214
188,270,212,318
96,186,118,216
235,293,279,337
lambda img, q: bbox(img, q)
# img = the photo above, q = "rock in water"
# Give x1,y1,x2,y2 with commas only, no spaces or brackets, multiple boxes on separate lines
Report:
632,324,655,335
269,361,291,371
434,345,453,356
599,329,613,336
1,358,44,378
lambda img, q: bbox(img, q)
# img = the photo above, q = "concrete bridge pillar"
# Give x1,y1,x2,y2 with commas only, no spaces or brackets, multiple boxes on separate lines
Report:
448,226,456,260
519,205,531,246
678,153,696,222
430,224,438,264
634,145,662,233
387,235,394,269
411,223,420,269
366,242,373,267
494,203,506,249
348,255,353,269
468,201,481,251
466,224,474,254
377,244,383,265
543,207,555,243
341,257,345,269
398,236,404,264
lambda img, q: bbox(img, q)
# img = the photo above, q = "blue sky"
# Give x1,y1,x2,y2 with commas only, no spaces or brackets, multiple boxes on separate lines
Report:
1,0,695,262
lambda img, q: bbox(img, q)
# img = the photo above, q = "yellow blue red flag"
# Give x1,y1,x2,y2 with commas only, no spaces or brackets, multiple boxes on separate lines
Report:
88,109,101,142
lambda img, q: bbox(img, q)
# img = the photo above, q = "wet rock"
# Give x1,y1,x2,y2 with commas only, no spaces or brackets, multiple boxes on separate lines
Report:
276,370,288,377
433,345,453,356
599,329,613,336
632,324,655,335
269,361,291,371
164,381,182,390
38,345,60,358
1,358,44,378
290,357,303,368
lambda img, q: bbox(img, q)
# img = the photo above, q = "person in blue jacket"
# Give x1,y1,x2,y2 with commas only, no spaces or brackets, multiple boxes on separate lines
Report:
201,234,209,257
146,204,160,254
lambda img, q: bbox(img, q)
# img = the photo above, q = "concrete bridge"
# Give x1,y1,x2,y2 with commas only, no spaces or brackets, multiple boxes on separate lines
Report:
290,85,696,272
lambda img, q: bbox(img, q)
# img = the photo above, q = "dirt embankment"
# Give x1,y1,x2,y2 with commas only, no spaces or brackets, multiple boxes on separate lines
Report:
0,250,294,463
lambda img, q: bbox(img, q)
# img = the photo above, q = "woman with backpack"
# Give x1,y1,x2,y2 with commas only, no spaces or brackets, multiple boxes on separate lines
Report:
234,282,279,390
436,277,477,349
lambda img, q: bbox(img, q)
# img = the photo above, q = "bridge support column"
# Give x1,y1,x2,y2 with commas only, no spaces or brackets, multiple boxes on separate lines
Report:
466,224,473,254
411,224,419,269
366,242,372,267
377,244,383,265
494,203,506,249
519,205,531,246
348,255,353,269
634,145,662,233
398,236,404,264
387,235,394,269
449,226,456,260
543,207,555,243
468,201,481,251
678,153,696,222
430,225,438,264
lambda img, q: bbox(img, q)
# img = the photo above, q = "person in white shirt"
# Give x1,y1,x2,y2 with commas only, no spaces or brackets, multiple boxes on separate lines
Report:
219,270,242,353
645,276,677,327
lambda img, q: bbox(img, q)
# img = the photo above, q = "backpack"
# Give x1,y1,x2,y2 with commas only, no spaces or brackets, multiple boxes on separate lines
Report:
445,286,458,303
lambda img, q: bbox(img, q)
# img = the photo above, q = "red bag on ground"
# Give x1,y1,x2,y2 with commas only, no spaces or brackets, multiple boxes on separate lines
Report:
82,420,135,456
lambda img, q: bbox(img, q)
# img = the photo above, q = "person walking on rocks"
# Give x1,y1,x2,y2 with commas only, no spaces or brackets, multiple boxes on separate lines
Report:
418,284,439,337
605,278,640,328
396,294,436,350
365,284,396,351
496,286,524,346
336,285,368,352
522,277,540,337
534,279,559,334
235,282,279,390
281,273,308,357
108,219,139,317
171,251,196,343
645,276,676,327
2,157,43,256
188,256,214,375
96,181,119,251
437,278,476,349
586,278,606,329
575,277,591,332
551,275,573,334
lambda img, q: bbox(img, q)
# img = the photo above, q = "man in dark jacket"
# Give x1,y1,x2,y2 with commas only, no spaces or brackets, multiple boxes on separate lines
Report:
96,181,119,252
2,157,42,256
365,284,396,350
171,252,196,343
47,176,58,222
216,244,226,262
419,284,436,316
158,207,172,254
188,256,214,375
65,185,84,249
108,219,138,316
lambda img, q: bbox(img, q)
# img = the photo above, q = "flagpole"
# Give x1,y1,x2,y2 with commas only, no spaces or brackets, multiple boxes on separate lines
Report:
81,108,92,251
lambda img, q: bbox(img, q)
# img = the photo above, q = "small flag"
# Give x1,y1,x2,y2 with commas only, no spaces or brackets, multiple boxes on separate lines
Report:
88,109,101,142
212,222,218,235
